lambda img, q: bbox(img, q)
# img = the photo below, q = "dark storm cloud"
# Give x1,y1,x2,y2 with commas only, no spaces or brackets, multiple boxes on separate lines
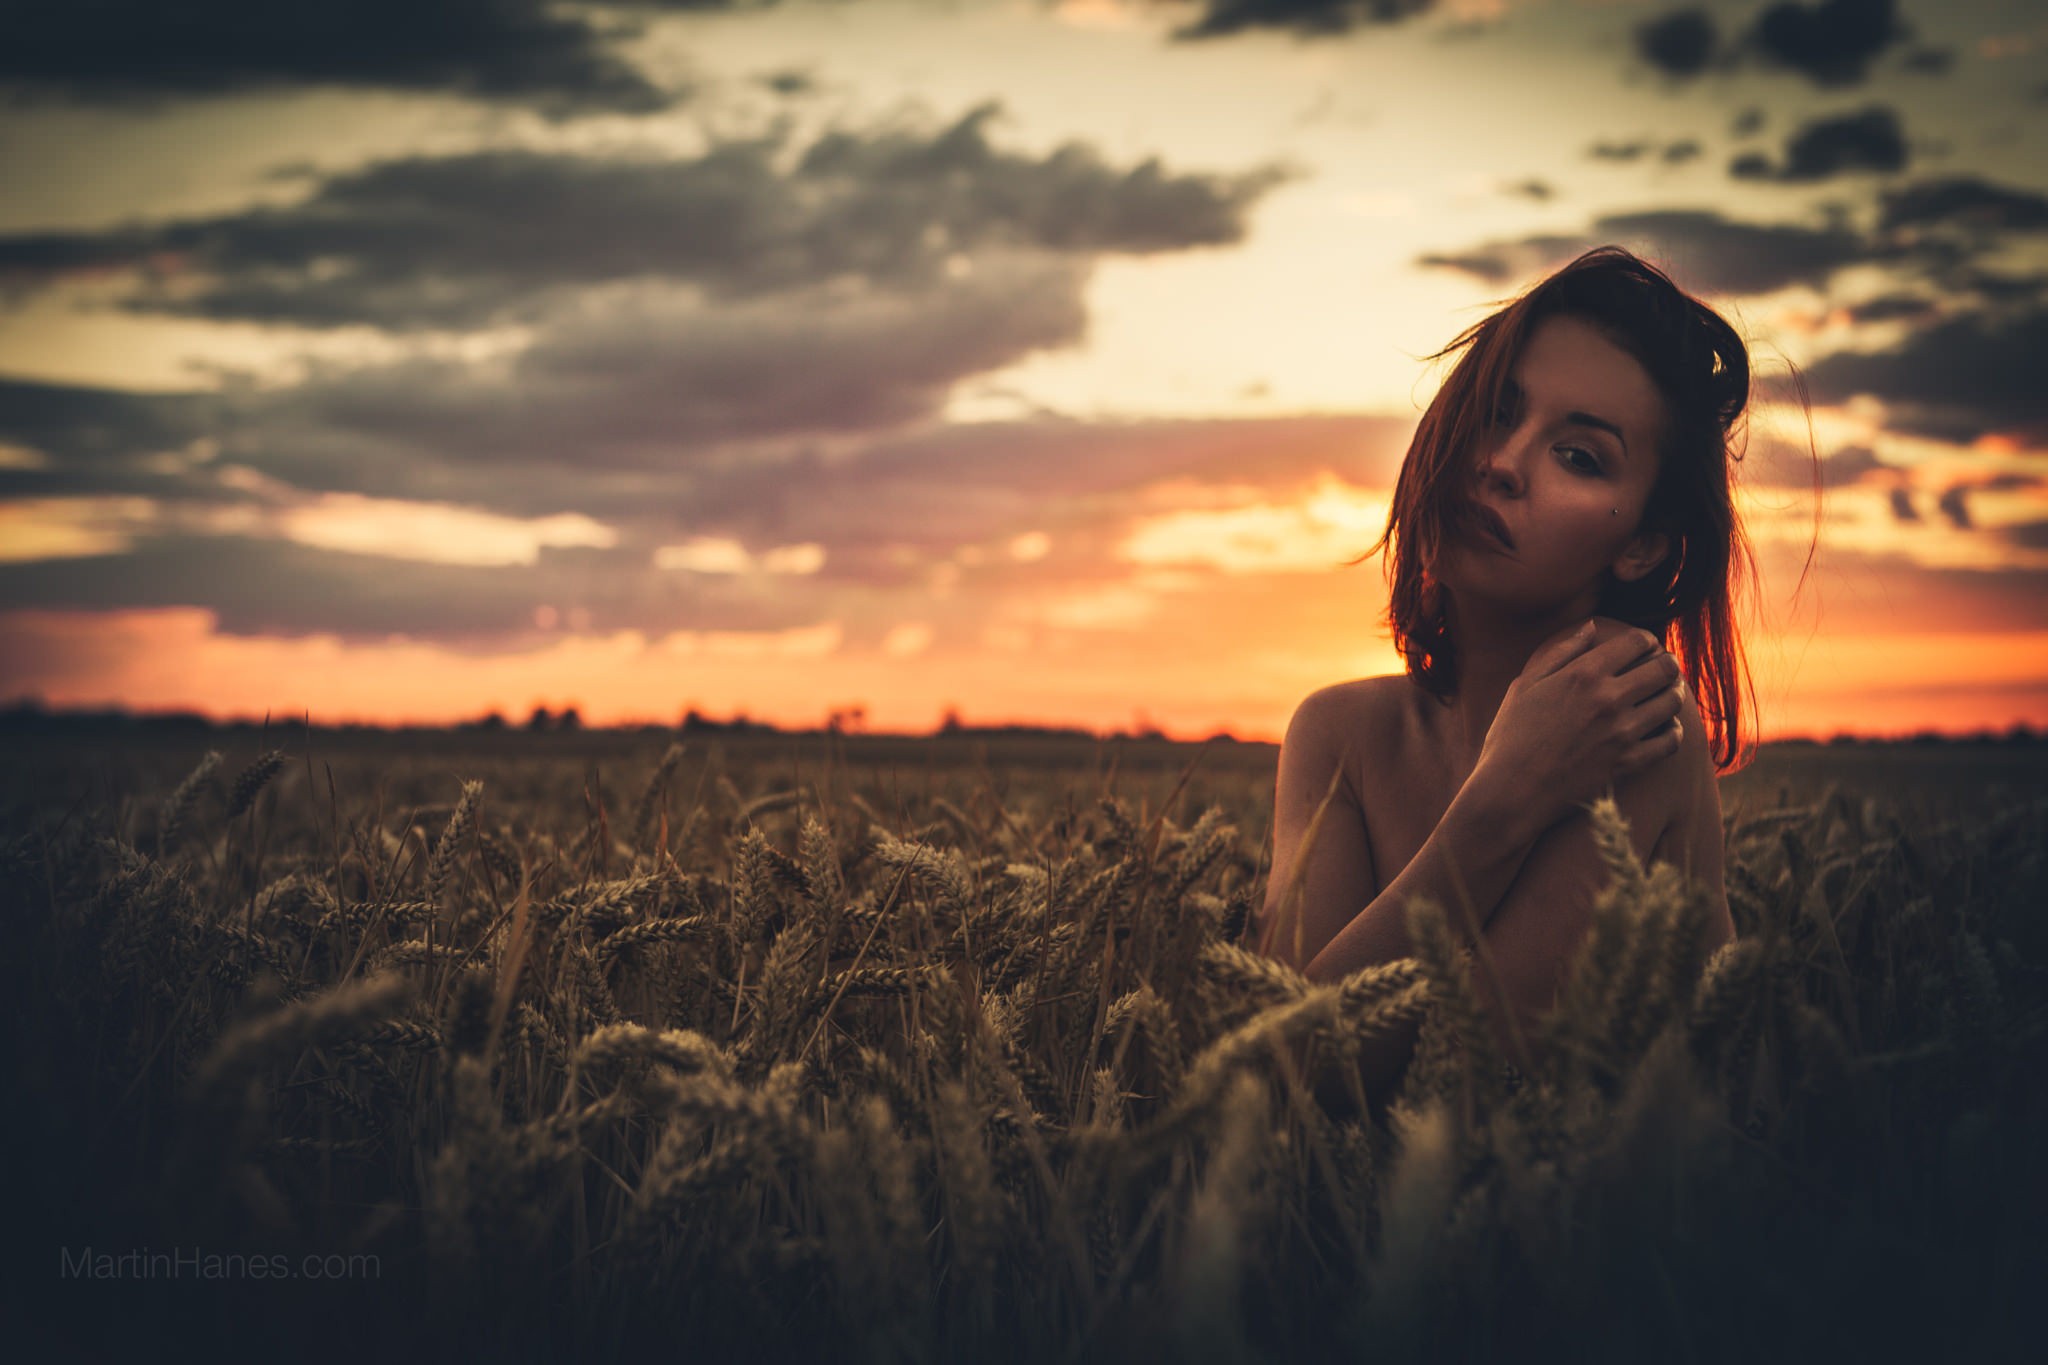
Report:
1587,138,1698,166
1169,0,1433,41
1952,270,2048,304
1744,0,1911,86
1632,0,1913,88
0,533,811,643
1878,177,2048,234
1899,47,1953,75
0,377,223,468
1843,293,1936,323
0,103,1291,332
253,252,1094,483
1418,209,1870,296
1635,9,1719,79
1729,106,1907,182
1805,306,2048,445
1589,141,1653,162
0,255,1092,528
1888,487,1919,522
0,1,769,116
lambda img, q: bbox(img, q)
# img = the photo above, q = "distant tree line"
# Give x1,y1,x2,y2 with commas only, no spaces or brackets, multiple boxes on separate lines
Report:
4,697,2046,747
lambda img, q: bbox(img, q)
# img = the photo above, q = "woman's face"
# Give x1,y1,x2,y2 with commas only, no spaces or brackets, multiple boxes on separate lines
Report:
1433,312,1671,619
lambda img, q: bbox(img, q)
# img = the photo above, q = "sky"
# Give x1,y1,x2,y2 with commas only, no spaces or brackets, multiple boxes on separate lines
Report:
1,0,2044,742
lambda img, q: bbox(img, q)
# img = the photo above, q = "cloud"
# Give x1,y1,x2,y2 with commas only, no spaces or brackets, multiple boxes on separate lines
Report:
1635,9,1719,79
1729,106,1907,181
1888,487,1919,522
0,411,1414,642
0,531,822,643
0,103,1294,332
0,0,765,116
2004,520,2048,551
1935,484,1971,530
1588,138,1703,165
1900,47,1953,75
1589,141,1654,163
1632,0,1915,88
1,103,1301,546
1804,305,2048,446
1878,176,2048,234
1752,442,1895,489
1416,235,1588,285
1744,0,1911,87
674,412,1413,567
257,252,1094,471
1843,293,1936,323
1418,209,1870,296
1169,0,1434,42
0,377,221,471
4,254,1103,527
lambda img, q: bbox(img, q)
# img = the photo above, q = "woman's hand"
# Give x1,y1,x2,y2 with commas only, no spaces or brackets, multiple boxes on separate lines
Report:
1472,617,1687,834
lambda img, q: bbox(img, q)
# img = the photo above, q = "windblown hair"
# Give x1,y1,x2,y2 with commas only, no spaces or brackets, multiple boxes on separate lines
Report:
1369,246,1777,772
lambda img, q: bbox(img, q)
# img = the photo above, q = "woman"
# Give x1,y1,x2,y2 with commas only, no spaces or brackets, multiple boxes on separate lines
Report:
1252,246,1759,1100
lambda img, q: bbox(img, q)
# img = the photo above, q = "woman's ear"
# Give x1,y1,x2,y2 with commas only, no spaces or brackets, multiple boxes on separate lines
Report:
1612,529,1671,583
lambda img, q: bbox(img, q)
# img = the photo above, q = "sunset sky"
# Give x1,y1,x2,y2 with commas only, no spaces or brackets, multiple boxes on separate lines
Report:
2,0,2045,741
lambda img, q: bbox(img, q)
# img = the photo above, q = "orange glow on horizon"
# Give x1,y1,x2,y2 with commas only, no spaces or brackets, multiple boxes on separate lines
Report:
4,606,2045,745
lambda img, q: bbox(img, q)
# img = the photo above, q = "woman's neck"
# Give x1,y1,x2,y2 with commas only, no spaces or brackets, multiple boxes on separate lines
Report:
1433,595,1594,772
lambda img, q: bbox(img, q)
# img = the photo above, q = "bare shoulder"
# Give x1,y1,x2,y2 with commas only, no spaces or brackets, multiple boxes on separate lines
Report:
1274,676,1412,837
1616,658,1714,861
1285,675,1404,742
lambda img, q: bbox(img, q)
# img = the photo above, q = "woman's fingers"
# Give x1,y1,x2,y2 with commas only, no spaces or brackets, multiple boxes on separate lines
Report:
1582,627,1666,679
1626,674,1687,730
1528,619,1603,679
1618,713,1685,774
1614,649,1682,706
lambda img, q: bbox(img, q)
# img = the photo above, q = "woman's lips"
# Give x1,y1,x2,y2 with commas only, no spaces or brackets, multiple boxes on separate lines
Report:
1464,502,1516,551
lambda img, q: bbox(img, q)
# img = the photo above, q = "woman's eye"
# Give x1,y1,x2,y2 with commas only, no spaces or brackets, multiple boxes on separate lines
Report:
1560,446,1602,475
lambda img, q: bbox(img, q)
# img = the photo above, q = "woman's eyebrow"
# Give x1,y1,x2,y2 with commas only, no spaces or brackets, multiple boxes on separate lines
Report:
1562,410,1629,457
1507,377,1631,457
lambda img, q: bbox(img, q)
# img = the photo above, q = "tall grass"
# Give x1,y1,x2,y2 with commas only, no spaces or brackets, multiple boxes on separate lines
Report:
5,735,2043,1362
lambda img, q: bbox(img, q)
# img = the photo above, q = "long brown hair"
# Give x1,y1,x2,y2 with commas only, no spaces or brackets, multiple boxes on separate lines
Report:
1368,246,1772,772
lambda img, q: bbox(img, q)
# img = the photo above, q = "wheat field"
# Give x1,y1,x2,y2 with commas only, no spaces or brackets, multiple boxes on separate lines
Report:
6,727,2044,1363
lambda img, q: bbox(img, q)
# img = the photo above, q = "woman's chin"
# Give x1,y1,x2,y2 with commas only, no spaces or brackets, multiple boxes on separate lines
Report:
1440,577,1598,622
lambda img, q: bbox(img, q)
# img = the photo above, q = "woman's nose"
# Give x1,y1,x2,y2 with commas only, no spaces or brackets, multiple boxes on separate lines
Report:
1476,452,1523,498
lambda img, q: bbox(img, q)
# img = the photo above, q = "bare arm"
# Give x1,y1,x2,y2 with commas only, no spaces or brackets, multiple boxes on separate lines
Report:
1254,687,1549,978
1257,620,1694,1096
